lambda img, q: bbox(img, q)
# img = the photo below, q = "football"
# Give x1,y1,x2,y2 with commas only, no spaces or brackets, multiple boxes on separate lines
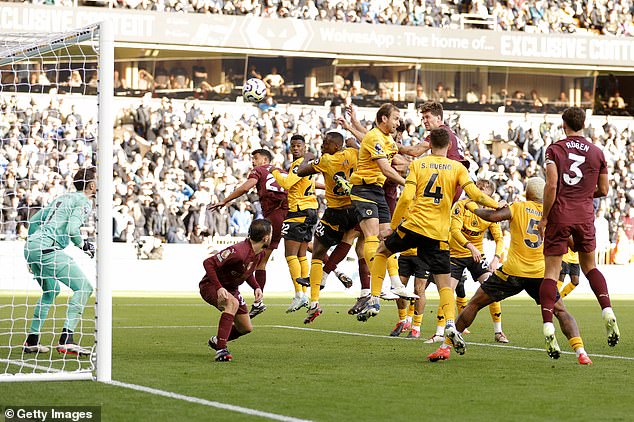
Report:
242,78,267,102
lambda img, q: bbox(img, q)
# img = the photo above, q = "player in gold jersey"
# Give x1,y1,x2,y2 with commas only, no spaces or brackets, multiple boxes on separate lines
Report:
271,135,318,313
349,104,406,295
559,248,580,298
296,130,367,323
453,178,592,365
389,247,430,338
448,179,508,344
358,128,500,360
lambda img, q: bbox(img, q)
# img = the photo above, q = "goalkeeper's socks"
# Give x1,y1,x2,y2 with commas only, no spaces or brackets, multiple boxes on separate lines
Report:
59,328,74,345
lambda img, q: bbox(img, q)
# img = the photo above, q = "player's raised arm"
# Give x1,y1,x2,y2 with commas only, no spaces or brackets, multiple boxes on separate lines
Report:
338,116,366,144
207,178,257,211
296,158,318,177
398,140,430,157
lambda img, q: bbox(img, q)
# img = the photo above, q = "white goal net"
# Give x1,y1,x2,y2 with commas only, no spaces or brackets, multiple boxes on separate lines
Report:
0,23,113,382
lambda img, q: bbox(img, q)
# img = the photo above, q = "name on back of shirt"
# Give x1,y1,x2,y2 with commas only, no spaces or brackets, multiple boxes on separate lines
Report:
525,207,542,217
421,163,452,170
565,141,589,152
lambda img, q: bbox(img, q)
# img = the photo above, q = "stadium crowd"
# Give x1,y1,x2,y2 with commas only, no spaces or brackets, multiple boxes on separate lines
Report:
18,0,632,36
0,93,632,259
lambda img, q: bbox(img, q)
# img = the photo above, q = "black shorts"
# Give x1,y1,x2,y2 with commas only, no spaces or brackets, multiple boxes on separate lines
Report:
450,256,490,282
398,255,430,279
480,268,560,305
282,209,318,243
314,207,359,248
384,226,450,275
350,184,391,224
560,262,580,277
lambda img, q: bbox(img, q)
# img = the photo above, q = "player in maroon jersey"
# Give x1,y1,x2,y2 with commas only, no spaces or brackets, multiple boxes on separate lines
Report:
207,149,288,318
200,219,272,362
397,101,468,203
537,107,619,353
398,101,466,165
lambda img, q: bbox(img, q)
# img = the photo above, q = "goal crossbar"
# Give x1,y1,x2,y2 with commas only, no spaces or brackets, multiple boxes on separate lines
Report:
0,25,99,67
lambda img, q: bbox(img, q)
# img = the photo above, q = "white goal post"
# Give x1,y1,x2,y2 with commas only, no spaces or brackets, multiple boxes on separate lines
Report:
0,21,113,382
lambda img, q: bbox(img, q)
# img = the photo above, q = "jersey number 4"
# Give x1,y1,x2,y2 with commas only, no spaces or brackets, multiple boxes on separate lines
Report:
423,173,443,204
563,153,585,186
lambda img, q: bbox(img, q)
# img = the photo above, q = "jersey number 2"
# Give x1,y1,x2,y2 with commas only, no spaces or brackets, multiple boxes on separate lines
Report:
265,174,283,192
423,173,443,204
563,153,585,186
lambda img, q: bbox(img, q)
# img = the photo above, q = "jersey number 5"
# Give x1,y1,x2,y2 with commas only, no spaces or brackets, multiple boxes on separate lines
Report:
423,173,443,204
524,218,543,249
563,153,585,186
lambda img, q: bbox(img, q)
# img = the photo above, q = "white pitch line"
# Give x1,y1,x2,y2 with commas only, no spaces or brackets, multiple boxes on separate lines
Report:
108,380,313,422
116,325,209,329
0,358,61,372
270,325,634,361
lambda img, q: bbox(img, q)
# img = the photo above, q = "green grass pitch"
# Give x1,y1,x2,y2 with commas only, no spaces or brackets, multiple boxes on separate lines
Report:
1,295,632,421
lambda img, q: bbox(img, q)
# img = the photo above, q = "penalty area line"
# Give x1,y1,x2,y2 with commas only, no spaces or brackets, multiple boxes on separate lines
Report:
108,380,313,422
269,325,634,362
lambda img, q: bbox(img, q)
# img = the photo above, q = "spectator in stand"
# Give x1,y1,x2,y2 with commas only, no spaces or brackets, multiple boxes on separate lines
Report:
264,67,285,96
138,69,154,91
1,92,632,248
36,0,630,37
230,201,253,236
192,61,208,90
608,92,626,109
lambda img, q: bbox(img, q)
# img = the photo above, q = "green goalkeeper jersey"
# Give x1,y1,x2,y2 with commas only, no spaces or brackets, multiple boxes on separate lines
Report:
28,192,92,250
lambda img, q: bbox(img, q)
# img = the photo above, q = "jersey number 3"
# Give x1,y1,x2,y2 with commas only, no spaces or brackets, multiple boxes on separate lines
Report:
563,153,585,186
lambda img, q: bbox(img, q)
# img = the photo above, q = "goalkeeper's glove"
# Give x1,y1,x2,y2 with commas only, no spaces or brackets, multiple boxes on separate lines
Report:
82,241,96,259
334,174,352,196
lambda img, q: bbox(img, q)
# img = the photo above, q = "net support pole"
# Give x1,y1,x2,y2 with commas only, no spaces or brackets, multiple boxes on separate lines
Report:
96,19,114,383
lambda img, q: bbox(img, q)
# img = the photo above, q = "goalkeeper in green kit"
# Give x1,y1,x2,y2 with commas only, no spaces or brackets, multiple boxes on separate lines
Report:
23,167,96,356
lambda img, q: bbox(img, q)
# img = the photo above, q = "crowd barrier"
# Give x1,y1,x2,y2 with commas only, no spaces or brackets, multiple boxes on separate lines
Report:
1,240,632,297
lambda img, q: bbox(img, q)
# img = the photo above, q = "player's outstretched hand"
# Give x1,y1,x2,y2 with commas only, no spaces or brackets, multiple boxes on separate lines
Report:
254,288,263,303
207,201,225,211
496,200,508,209
82,241,96,259
346,104,358,123
337,117,352,131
